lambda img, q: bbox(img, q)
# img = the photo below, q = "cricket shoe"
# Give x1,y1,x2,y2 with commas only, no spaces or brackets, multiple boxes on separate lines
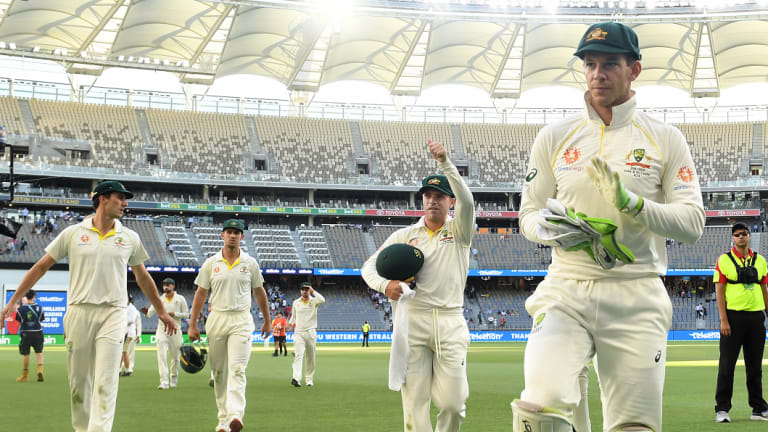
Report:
291,378,301,387
716,411,731,423
229,418,243,432
751,410,768,421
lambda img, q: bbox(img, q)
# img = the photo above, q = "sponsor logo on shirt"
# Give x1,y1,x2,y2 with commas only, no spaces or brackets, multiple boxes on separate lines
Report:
80,234,90,243
678,166,695,183
525,168,538,182
563,147,580,165
214,266,221,273
408,238,419,247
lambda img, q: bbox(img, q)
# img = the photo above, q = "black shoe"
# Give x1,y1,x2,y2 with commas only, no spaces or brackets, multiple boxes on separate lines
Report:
272,352,278,357
291,378,301,387
284,352,287,356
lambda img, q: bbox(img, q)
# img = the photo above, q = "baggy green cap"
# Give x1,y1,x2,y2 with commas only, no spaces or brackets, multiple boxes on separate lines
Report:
222,219,244,233
418,175,454,198
92,180,134,199
574,22,641,60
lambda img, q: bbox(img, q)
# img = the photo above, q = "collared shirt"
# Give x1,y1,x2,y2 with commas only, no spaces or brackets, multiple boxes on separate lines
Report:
362,158,475,309
146,292,189,334
519,92,705,280
194,250,263,312
46,217,148,307
714,247,768,312
289,291,325,332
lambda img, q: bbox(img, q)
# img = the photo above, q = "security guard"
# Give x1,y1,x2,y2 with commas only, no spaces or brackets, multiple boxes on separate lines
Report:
362,321,371,347
713,222,768,423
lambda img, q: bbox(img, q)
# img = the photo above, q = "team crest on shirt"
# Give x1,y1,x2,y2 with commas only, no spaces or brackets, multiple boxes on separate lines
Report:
113,237,127,247
624,148,653,177
239,267,249,274
439,229,454,245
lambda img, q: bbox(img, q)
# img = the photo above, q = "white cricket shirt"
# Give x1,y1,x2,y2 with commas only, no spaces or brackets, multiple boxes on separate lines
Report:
289,291,325,332
46,217,149,307
194,251,263,312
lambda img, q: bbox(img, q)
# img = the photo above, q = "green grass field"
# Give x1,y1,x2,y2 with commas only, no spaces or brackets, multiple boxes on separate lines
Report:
1,342,766,431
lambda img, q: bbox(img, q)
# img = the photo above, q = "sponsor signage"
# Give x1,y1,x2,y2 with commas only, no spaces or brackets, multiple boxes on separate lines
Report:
3,331,763,346
0,194,758,219
4,290,67,335
128,266,716,277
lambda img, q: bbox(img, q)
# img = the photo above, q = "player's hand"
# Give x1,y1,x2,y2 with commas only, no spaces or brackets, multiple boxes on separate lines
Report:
385,280,405,301
158,312,177,336
140,306,149,315
188,324,200,342
135,336,141,343
168,312,175,317
428,138,447,163
0,302,16,330
720,320,731,337
261,321,272,339
587,157,644,217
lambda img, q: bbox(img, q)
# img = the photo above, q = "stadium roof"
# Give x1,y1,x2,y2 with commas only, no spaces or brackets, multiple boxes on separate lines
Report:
0,0,766,98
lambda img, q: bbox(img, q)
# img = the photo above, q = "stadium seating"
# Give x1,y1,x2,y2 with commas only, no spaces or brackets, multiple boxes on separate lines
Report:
123,218,169,266
250,224,300,268
667,226,730,269
322,225,370,269
254,116,354,183
29,99,142,169
677,122,752,182
359,121,454,184
0,96,27,135
145,108,248,175
461,123,541,186
299,227,332,268
163,224,197,267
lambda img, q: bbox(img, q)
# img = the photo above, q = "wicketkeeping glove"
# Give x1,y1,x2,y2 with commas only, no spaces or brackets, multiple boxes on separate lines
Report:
537,198,635,269
587,156,644,217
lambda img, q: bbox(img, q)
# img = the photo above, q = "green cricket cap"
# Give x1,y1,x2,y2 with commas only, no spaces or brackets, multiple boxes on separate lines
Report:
418,175,454,198
300,282,312,290
162,277,176,285
574,22,641,60
92,180,133,199
222,219,244,233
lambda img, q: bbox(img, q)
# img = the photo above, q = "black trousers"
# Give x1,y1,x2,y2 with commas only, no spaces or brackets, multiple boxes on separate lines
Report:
362,332,369,347
715,310,768,413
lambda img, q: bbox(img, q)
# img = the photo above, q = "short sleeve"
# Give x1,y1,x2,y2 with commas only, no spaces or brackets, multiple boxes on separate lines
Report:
128,233,150,267
45,226,77,262
195,259,211,290
251,258,264,289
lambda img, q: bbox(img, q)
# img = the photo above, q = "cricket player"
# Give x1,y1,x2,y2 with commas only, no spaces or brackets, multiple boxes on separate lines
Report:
0,180,177,432
513,22,705,432
289,281,325,387
120,295,142,377
272,311,288,357
188,219,271,432
362,139,475,432
142,277,188,389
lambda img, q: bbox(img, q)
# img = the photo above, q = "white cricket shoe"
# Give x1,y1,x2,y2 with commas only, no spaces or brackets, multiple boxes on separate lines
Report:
751,410,768,421
716,411,731,423
170,376,178,388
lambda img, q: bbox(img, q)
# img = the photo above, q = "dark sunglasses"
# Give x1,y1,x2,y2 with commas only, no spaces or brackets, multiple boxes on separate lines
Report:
733,232,749,238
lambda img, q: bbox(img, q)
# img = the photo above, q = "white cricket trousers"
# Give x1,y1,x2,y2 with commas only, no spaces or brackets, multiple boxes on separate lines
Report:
155,331,182,386
401,307,469,432
64,304,126,432
206,310,254,425
292,329,317,384
519,276,672,432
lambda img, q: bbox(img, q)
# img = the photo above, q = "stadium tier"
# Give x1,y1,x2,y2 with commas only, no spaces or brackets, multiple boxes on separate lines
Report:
0,96,765,186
